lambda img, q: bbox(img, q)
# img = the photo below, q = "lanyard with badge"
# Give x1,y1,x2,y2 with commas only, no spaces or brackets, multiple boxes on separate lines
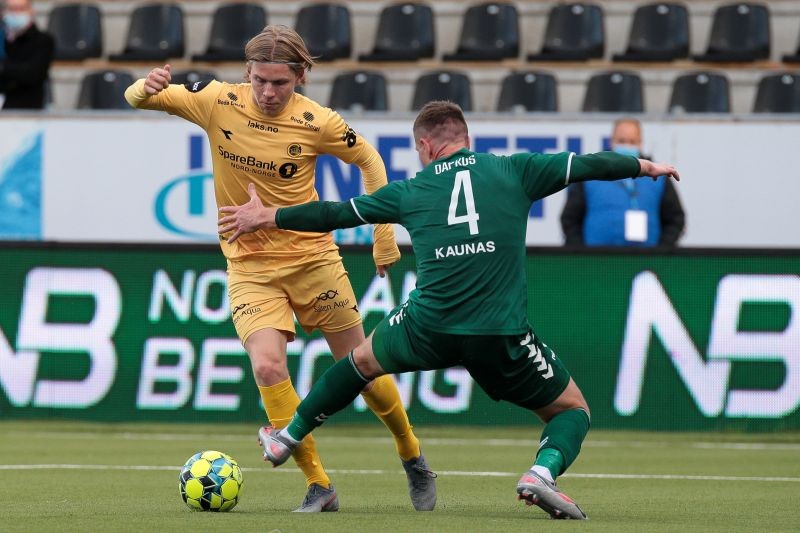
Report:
614,143,648,243
620,178,648,242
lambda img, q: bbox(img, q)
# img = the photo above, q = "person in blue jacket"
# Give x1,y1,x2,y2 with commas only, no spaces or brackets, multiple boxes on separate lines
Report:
560,118,685,247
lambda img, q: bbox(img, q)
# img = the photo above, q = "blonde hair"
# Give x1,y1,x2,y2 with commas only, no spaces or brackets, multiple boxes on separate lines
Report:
244,25,316,80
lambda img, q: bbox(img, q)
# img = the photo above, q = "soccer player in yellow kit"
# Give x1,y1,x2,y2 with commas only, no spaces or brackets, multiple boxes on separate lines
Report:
124,25,435,513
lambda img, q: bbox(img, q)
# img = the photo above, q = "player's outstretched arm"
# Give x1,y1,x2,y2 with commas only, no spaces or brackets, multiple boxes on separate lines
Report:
570,152,680,183
218,183,365,244
124,64,172,108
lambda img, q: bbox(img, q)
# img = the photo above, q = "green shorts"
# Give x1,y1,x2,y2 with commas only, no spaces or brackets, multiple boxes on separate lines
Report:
372,303,571,411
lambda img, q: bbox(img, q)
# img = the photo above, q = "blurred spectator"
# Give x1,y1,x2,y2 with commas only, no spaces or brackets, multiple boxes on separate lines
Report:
0,0,53,109
560,118,685,247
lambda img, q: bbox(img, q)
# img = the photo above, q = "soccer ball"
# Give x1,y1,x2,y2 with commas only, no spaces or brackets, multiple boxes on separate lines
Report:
179,450,243,511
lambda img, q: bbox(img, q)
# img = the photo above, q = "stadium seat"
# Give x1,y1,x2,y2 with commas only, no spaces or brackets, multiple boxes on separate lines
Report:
443,2,519,61
668,72,730,113
47,3,103,60
753,73,800,112
191,3,267,62
328,71,388,111
782,29,800,63
693,3,770,62
412,71,472,111
612,2,690,62
295,3,351,61
359,3,435,61
109,3,185,61
170,70,218,86
496,71,558,112
76,70,135,110
528,3,604,61
582,71,644,112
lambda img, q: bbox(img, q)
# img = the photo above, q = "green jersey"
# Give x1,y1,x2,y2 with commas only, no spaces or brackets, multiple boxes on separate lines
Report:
350,148,570,334
276,149,640,335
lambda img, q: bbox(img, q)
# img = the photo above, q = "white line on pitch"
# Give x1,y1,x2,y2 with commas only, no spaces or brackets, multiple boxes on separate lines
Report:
0,464,798,483
5,430,800,451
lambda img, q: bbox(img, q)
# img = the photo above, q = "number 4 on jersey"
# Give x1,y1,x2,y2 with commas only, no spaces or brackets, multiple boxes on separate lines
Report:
448,170,480,235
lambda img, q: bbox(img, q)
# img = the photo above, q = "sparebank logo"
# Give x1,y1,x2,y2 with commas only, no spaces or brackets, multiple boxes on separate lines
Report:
154,134,217,241
615,271,800,419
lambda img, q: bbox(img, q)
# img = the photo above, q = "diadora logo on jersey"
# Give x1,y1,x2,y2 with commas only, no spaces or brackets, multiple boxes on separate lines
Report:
290,114,320,131
287,143,302,157
219,127,233,140
247,120,278,133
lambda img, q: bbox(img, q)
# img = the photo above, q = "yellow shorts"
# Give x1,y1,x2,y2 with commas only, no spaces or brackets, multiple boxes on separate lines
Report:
227,252,362,343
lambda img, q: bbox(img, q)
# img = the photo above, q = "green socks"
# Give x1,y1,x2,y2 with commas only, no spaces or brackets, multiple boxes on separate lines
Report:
285,352,369,442
534,408,591,479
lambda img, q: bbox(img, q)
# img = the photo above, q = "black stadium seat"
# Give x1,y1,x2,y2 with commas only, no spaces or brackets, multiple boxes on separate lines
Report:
669,71,731,113
192,3,267,62
528,3,605,61
77,70,135,109
412,71,472,111
109,3,185,61
47,2,103,60
496,71,558,112
328,71,389,111
782,26,800,63
693,3,770,62
443,2,519,61
613,2,690,62
582,71,644,112
295,3,351,61
753,73,800,113
359,3,435,62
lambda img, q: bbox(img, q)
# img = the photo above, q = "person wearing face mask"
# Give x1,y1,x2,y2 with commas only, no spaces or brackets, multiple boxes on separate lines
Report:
0,0,54,110
560,118,685,247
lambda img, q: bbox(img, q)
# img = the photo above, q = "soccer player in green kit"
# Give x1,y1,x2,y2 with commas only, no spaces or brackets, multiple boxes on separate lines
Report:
218,101,680,519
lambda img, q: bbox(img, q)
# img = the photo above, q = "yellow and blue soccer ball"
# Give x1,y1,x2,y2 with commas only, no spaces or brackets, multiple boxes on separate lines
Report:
179,450,243,511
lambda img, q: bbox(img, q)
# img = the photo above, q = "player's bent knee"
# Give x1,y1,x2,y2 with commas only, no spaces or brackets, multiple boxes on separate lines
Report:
352,347,386,381
249,354,289,385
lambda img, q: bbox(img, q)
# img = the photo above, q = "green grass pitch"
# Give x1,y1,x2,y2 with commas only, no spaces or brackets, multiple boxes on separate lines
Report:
1,420,798,532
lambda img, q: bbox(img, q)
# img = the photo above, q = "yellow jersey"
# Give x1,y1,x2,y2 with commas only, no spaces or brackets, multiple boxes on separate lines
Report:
125,79,399,265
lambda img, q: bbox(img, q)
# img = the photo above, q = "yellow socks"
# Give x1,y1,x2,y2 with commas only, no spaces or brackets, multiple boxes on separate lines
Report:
259,379,331,489
361,374,421,461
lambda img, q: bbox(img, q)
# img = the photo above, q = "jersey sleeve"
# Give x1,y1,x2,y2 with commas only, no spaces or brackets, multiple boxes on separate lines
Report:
275,183,403,232
350,181,404,225
317,108,400,266
511,151,574,201
125,79,219,129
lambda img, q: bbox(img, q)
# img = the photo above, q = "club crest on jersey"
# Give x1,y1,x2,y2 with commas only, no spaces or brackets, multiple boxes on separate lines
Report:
287,143,302,157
